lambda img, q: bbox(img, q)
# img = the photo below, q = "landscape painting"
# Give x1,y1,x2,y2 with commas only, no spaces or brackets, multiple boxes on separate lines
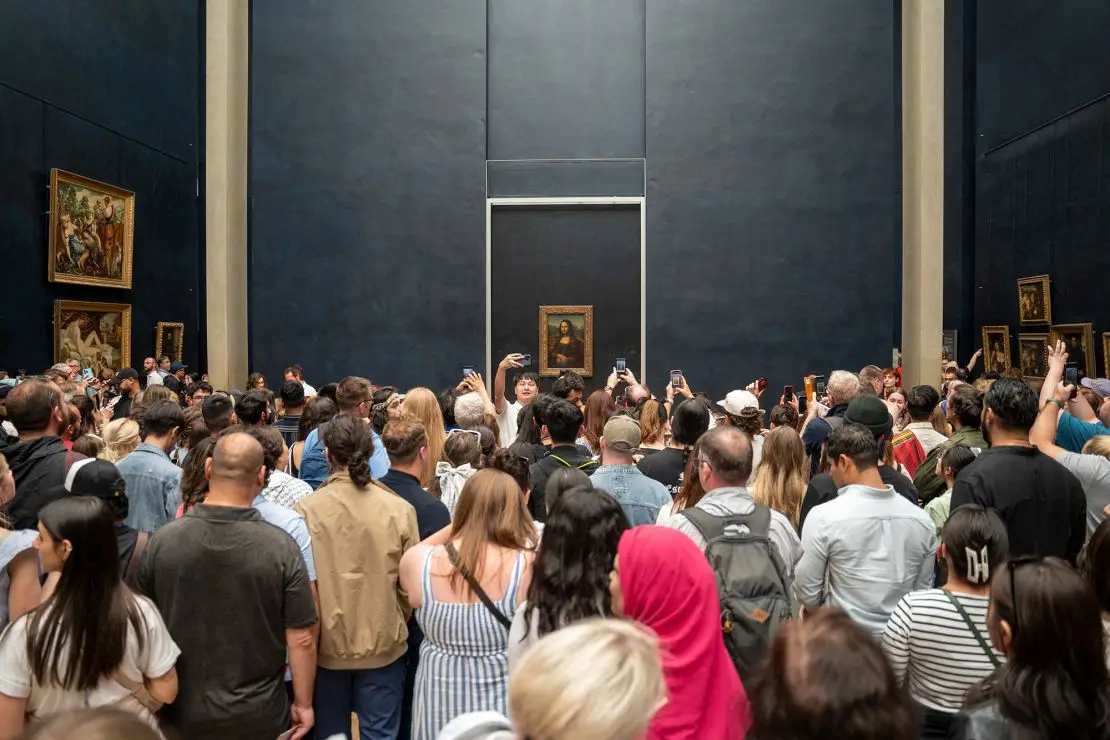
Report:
48,169,135,289
54,300,132,378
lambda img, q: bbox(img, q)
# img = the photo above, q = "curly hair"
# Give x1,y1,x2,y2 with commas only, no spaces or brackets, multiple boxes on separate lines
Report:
523,487,630,639
323,414,375,488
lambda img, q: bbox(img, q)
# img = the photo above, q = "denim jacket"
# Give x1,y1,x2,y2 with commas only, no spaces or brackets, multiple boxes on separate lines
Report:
298,421,389,490
116,443,182,532
589,464,671,526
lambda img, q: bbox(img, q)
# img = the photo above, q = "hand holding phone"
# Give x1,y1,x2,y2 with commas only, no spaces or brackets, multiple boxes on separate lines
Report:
783,385,794,403
1064,364,1079,399
519,354,532,366
81,367,94,381
670,370,683,388
462,366,475,379
615,358,627,373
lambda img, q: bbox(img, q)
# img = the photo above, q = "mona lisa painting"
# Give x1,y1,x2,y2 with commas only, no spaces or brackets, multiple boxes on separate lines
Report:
539,305,594,377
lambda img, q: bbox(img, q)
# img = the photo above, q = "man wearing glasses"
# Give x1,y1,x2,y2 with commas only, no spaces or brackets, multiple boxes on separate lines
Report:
298,376,390,489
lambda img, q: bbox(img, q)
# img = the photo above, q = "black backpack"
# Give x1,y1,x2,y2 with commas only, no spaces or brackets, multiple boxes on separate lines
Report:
680,505,793,680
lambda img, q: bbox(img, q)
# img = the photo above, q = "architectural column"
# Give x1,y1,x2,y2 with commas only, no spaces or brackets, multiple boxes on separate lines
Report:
901,0,945,387
205,0,249,390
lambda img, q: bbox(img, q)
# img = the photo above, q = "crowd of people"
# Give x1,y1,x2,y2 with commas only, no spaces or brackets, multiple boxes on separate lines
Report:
0,341,1108,740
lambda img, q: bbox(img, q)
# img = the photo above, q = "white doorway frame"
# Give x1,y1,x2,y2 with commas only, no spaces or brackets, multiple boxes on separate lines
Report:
485,196,647,381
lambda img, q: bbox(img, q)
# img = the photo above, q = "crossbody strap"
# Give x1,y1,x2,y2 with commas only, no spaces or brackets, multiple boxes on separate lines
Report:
123,531,149,587
444,542,512,630
943,591,1001,668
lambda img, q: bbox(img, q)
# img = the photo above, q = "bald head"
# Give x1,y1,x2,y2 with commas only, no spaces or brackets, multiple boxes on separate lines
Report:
625,384,649,407
699,426,753,487
205,432,266,501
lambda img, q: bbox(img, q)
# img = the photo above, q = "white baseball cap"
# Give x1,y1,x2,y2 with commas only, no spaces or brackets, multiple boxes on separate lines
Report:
717,390,760,416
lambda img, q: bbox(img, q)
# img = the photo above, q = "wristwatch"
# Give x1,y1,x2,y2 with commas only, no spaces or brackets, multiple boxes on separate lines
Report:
1046,399,1065,410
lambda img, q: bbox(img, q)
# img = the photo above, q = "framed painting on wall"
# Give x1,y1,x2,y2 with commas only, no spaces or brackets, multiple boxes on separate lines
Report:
1104,333,1110,378
54,300,131,378
539,305,594,377
154,322,184,362
981,326,1011,373
48,168,135,289
1017,274,1051,325
1017,333,1049,381
1050,323,1096,379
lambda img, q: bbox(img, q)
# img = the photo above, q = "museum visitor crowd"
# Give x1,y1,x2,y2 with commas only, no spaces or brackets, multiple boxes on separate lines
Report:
0,341,1109,740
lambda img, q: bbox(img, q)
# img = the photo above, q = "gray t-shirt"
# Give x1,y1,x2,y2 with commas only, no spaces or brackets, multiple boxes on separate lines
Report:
1058,451,1110,537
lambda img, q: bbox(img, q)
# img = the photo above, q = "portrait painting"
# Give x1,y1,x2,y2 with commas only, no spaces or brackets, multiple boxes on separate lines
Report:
1017,275,1051,325
981,326,1011,373
54,300,132,377
1017,334,1049,380
154,322,184,363
1050,323,1096,379
48,169,135,289
538,305,594,378
941,330,958,363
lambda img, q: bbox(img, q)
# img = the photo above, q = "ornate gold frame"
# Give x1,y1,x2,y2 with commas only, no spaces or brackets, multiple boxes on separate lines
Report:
53,299,132,369
1050,323,1096,378
538,305,594,378
1016,333,1049,381
1104,333,1110,379
1016,274,1051,325
48,168,135,289
154,322,185,361
981,325,1012,372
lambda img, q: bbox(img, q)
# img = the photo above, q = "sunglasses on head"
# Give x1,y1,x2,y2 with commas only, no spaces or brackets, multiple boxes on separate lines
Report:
1006,555,1042,632
447,428,482,440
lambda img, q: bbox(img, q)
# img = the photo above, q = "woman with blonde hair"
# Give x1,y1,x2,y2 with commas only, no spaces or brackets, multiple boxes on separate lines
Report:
750,426,808,529
400,469,537,739
638,398,668,456
98,418,140,463
404,387,446,487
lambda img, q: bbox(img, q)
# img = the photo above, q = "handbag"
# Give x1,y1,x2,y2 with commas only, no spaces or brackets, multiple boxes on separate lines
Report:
444,542,512,629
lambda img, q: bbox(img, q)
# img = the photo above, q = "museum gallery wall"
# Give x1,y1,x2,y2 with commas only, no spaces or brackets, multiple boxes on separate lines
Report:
0,2,203,376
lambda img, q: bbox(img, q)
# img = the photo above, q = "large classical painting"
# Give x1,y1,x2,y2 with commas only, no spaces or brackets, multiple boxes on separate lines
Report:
1017,275,1051,325
1050,323,1096,379
981,326,1011,373
539,305,593,377
48,169,135,289
155,322,184,362
54,300,131,377
1017,334,1048,381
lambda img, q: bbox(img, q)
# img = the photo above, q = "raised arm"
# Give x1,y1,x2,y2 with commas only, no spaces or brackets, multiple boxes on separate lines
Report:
493,354,523,413
1031,382,1070,461
1040,341,1067,409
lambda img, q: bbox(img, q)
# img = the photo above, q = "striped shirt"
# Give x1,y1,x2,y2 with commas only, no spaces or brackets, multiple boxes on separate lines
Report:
882,589,1003,713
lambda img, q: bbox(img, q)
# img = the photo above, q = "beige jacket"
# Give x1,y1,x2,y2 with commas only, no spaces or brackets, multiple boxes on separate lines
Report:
296,471,419,670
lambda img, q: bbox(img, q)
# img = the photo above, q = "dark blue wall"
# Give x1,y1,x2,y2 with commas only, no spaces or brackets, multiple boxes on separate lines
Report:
0,0,203,375
250,1,901,398
963,1,1110,375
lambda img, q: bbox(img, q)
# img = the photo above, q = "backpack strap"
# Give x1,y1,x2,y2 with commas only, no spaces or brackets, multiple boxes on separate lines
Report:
680,503,772,541
123,531,149,587
548,454,572,468
824,415,845,433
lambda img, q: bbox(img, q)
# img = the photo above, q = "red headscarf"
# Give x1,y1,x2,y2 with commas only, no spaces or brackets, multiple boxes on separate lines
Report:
618,526,752,740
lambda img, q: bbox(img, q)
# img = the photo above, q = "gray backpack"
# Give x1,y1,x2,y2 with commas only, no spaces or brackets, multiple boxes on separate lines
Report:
680,505,793,680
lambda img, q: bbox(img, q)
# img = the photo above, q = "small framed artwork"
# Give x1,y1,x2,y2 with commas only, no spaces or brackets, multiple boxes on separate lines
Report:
54,300,132,377
981,326,1012,373
1017,333,1049,380
1050,323,1096,379
539,305,594,378
154,322,185,362
1016,275,1051,325
48,169,135,289
941,330,958,363
1103,333,1110,377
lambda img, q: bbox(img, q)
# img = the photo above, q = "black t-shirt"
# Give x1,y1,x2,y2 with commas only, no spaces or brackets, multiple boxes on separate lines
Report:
137,504,317,738
951,445,1086,562
378,469,451,540
111,393,133,421
799,466,919,532
636,447,687,496
528,444,598,521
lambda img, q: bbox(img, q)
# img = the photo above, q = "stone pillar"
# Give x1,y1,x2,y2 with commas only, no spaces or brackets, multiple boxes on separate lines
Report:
901,0,945,388
205,0,249,390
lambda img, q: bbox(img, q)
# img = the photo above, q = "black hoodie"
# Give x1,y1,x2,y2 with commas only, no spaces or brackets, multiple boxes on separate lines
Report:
0,436,83,529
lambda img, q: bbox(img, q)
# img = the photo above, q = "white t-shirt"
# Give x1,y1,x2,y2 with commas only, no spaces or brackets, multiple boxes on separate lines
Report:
146,371,163,387
0,595,180,718
301,381,317,397
497,400,524,448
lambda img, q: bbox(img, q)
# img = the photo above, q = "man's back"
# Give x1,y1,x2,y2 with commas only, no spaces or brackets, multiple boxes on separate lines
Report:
951,445,1086,561
299,422,389,489
590,464,670,526
378,469,450,540
528,444,598,521
799,466,917,532
0,435,77,529
116,443,181,531
137,504,317,738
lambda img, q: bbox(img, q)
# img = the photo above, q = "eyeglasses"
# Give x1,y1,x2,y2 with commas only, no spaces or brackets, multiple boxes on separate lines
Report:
447,428,482,440
1006,556,1041,632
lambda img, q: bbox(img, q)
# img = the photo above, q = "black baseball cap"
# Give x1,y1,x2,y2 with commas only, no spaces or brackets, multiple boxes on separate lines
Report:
844,395,894,439
111,367,139,385
64,459,127,500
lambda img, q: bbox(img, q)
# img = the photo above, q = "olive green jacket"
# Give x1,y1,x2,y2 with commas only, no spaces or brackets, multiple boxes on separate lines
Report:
913,426,988,504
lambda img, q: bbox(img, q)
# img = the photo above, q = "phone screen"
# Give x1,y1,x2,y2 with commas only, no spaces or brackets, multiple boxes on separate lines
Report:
615,358,627,373
814,375,827,398
1065,364,1079,399
462,367,475,378
670,370,683,387
784,385,794,402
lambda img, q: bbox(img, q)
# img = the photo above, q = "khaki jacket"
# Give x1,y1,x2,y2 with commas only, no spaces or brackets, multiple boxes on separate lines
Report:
296,471,419,669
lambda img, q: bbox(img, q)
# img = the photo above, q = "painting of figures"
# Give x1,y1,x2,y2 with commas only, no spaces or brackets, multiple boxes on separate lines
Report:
48,169,135,289
54,300,132,377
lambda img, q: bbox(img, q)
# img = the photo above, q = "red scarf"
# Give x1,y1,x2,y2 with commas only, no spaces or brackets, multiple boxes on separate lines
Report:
618,526,752,740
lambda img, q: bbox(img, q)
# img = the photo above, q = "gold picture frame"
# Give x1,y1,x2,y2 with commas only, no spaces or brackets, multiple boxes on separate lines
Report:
54,300,132,377
538,305,594,378
1050,323,1096,379
48,169,135,289
1016,274,1051,325
1104,333,1110,377
154,322,185,362
981,326,1011,373
1017,333,1049,381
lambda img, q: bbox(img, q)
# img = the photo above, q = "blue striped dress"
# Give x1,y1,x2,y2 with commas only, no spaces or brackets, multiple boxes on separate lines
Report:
412,547,525,740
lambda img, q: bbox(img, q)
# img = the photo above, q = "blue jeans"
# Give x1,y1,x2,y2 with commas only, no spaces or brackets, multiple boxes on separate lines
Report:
314,659,406,740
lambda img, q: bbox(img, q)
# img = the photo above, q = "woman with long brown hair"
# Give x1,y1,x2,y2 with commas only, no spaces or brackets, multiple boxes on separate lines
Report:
637,398,667,457
750,426,808,529
399,469,537,739
580,390,615,455
404,387,447,487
